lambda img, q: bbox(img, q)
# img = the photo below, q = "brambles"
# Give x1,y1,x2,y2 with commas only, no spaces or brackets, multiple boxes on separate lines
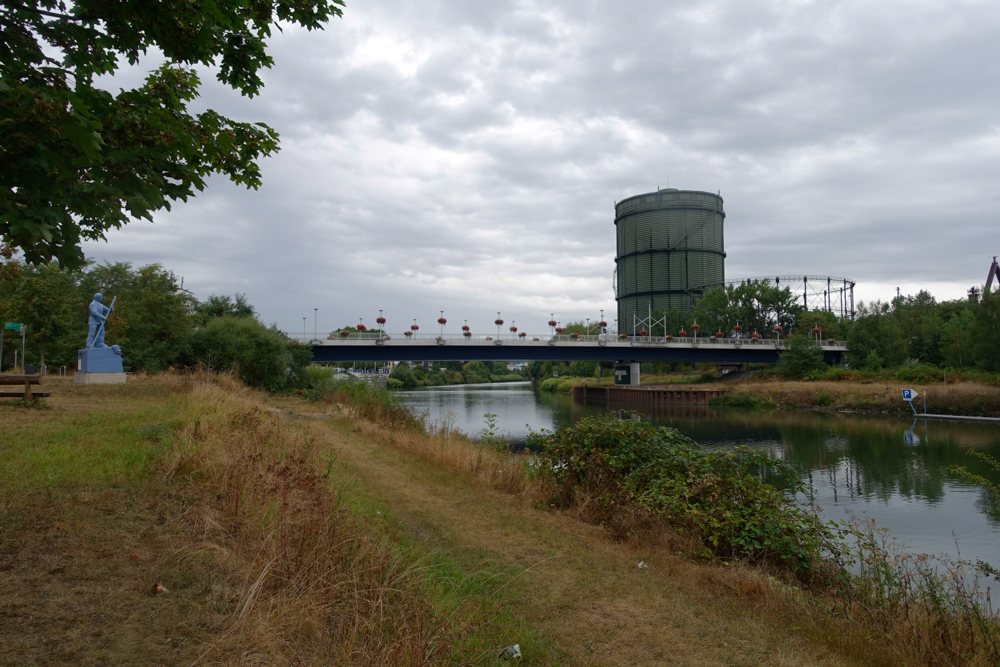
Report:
530,414,835,573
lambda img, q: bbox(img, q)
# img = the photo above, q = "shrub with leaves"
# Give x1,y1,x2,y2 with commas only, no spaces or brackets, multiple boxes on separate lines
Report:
531,415,836,573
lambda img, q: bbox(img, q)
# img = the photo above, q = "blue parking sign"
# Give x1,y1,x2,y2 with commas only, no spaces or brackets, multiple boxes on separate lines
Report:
902,388,916,400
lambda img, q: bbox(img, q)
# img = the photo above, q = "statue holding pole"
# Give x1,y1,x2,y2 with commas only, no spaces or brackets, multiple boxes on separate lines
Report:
75,293,126,384
86,292,116,349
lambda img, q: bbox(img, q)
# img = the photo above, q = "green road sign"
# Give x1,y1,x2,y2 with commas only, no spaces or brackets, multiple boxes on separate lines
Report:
4,322,22,331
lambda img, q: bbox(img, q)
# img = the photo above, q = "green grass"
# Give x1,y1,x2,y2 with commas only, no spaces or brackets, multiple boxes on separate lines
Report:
318,419,559,663
0,397,188,489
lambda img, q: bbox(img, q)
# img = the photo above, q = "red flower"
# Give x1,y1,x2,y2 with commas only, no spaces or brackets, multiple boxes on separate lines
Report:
437,317,447,325
404,330,413,337
639,329,648,336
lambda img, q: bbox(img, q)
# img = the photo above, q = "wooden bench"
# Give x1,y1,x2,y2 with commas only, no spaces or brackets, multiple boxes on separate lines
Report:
0,374,51,399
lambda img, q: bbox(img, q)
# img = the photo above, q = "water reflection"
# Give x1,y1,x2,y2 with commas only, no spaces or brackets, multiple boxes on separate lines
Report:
399,384,1000,563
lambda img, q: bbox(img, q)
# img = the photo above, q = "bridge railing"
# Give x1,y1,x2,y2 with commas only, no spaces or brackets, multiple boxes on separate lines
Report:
289,333,847,349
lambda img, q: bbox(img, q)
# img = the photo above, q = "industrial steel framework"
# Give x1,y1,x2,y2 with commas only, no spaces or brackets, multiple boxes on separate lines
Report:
710,275,857,320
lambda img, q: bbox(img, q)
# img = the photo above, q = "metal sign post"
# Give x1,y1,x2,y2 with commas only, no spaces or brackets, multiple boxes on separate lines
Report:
3,322,24,373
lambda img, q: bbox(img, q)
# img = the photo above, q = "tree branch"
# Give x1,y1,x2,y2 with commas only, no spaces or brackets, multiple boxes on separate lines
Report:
2,2,86,22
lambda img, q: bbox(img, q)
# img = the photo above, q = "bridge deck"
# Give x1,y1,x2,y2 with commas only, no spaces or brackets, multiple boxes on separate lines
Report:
297,334,847,364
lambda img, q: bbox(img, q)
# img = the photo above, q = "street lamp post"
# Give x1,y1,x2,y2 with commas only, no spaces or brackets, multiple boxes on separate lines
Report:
302,317,306,339
314,308,318,341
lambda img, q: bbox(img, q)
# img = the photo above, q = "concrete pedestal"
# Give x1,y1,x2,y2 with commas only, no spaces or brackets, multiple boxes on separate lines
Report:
74,372,126,385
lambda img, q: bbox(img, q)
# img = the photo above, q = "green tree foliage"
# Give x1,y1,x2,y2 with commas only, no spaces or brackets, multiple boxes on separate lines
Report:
847,301,906,369
971,293,1000,372
389,363,418,389
774,335,826,379
2,261,82,368
195,293,256,322
793,309,846,341
891,291,944,365
694,279,804,338
189,316,308,392
1,0,344,267
462,360,490,384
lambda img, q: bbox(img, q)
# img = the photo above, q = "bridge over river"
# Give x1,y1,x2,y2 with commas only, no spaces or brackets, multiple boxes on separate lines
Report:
294,333,847,364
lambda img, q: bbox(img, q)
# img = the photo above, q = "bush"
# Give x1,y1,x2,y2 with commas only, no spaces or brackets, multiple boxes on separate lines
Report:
538,376,585,393
531,415,833,572
322,381,423,432
814,392,833,407
389,363,419,388
190,316,309,392
385,378,404,390
774,335,826,379
863,350,884,371
894,363,941,384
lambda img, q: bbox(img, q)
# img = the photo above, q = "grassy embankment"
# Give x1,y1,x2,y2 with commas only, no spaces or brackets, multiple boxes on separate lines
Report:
0,374,521,665
306,381,1000,666
560,370,1000,417
3,374,998,665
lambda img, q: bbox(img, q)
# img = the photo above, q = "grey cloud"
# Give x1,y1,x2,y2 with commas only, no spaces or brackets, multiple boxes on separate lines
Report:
84,0,1000,333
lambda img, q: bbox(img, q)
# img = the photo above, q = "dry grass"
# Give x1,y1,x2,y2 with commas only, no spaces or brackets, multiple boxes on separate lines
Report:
0,372,502,665
309,407,877,666
157,376,500,665
305,381,1000,667
715,378,1000,416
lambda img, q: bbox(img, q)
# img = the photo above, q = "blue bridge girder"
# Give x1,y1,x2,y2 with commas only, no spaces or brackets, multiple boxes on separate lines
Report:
299,334,847,364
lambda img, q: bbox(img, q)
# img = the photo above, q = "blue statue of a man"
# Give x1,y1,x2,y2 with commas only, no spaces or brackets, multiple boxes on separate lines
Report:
86,293,113,349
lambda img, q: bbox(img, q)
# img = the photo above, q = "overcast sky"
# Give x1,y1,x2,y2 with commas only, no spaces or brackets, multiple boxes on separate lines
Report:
81,0,1000,336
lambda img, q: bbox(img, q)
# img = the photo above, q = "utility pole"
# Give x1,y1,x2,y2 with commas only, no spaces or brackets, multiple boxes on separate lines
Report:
314,308,318,340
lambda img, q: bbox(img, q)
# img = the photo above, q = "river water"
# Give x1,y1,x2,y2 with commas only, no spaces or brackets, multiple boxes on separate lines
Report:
398,382,1000,565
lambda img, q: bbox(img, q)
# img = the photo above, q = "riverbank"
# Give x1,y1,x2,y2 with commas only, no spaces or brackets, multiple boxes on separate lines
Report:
709,378,1000,417
569,374,1000,417
3,375,997,665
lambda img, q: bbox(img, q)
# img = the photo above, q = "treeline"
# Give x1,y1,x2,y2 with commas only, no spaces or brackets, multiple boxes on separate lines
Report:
639,279,999,375
388,360,525,389
846,291,999,372
0,259,310,391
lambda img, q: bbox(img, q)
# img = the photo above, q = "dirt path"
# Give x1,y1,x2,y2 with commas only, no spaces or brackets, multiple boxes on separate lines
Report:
310,417,860,667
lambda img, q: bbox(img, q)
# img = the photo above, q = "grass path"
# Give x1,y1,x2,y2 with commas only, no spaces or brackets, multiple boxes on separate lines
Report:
301,410,863,667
